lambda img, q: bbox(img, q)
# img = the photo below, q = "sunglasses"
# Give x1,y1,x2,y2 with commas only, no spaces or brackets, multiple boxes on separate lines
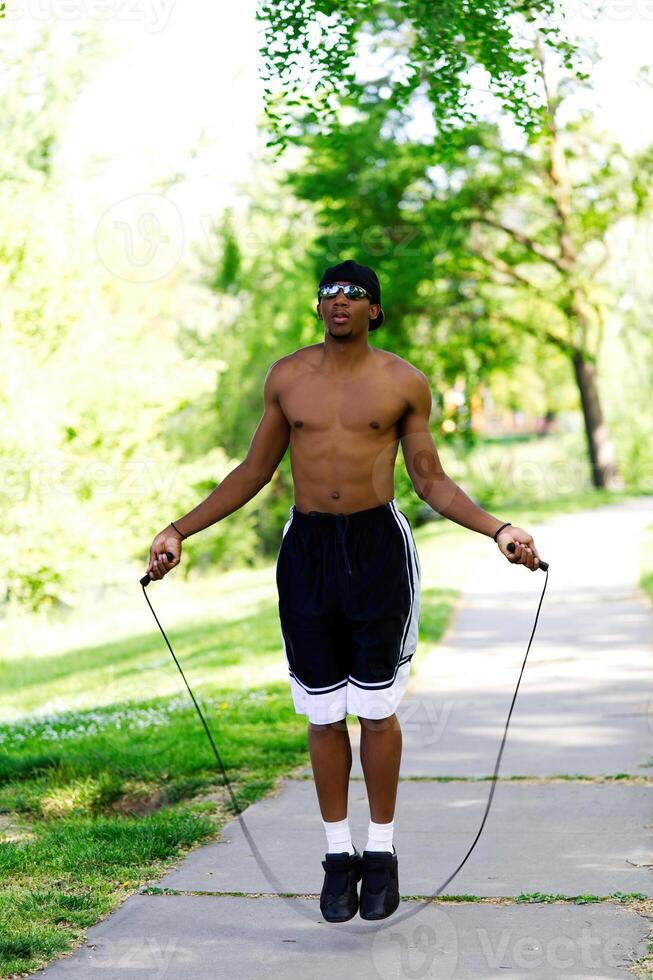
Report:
317,283,371,301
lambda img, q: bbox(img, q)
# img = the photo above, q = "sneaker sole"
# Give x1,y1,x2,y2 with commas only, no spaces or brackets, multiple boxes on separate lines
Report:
321,904,359,923
359,895,400,920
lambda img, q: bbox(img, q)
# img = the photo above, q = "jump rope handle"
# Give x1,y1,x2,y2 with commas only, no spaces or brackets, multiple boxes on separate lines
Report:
140,552,175,587
507,541,549,572
139,546,548,585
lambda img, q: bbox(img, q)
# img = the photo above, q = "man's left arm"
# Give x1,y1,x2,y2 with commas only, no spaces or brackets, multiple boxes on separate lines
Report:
398,369,541,571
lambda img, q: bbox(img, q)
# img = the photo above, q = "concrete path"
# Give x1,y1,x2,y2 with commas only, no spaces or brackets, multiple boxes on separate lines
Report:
35,497,653,979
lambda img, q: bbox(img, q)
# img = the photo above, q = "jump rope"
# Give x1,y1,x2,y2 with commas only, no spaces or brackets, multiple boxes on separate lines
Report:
140,538,549,930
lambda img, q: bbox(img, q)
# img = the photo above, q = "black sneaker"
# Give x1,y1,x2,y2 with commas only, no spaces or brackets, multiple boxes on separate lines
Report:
359,845,400,920
319,847,363,922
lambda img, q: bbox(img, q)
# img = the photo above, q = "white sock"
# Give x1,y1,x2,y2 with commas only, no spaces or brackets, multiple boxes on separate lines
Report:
322,816,355,855
365,819,394,853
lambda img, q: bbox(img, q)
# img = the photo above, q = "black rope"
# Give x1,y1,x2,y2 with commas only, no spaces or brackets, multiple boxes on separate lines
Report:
140,554,549,929
419,565,549,901
140,581,243,817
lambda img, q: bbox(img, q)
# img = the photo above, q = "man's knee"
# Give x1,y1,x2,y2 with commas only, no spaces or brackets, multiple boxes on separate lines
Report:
357,712,400,732
308,716,348,733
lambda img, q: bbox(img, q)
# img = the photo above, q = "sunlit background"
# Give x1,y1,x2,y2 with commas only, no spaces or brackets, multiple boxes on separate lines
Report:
1,0,651,648
1,3,653,971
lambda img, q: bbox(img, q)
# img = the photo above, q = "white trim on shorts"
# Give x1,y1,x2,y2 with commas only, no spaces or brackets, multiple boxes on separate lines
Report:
345,500,421,718
277,501,421,723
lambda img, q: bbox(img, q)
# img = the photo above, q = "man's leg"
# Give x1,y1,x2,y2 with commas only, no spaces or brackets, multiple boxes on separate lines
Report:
310,717,360,921
357,712,402,919
307,717,352,820
358,712,402,822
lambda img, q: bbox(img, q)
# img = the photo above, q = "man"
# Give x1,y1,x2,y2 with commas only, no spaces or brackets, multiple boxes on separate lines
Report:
146,258,541,924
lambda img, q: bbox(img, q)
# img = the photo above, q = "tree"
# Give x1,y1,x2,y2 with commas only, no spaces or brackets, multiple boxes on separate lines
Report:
0,21,239,612
280,33,653,489
178,168,321,550
257,0,584,151
284,110,523,441
465,33,652,488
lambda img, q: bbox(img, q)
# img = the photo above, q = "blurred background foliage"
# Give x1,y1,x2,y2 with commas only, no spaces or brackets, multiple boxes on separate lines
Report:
1,8,652,975
0,8,652,627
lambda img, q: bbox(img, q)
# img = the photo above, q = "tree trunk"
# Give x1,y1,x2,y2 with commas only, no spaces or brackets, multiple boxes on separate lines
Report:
536,32,624,493
571,351,623,490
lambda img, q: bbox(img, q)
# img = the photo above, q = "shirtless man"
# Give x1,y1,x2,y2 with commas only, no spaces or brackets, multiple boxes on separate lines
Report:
145,259,541,923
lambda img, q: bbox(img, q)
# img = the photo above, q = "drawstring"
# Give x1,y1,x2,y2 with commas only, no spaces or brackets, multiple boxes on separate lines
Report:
335,513,352,575
306,510,352,575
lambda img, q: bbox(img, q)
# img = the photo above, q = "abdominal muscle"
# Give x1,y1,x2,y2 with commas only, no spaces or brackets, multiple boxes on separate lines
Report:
289,432,399,514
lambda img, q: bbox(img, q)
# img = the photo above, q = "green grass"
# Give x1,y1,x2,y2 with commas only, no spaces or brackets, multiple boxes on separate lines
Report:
0,570,460,978
632,937,653,980
439,428,652,512
0,685,309,977
469,484,650,532
516,891,587,904
638,521,653,605
0,602,287,720
1,481,650,976
515,892,648,904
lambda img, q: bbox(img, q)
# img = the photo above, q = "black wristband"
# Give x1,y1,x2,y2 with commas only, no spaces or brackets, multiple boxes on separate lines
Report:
170,521,187,540
493,521,511,542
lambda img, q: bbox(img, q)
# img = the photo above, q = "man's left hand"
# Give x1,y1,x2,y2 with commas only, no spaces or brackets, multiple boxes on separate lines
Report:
496,526,540,571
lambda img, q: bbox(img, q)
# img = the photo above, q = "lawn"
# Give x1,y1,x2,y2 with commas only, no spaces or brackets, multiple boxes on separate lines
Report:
638,520,653,606
0,544,459,976
0,481,648,977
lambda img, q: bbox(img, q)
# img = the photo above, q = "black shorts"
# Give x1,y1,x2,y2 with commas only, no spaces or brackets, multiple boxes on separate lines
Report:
275,499,421,723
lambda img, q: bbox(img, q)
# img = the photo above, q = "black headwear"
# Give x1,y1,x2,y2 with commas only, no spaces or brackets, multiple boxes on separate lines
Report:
318,259,385,330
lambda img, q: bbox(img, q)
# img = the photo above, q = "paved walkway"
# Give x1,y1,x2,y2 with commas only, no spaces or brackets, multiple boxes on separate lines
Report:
35,498,653,978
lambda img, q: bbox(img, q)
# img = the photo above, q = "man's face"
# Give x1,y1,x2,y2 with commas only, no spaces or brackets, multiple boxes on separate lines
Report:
316,281,380,337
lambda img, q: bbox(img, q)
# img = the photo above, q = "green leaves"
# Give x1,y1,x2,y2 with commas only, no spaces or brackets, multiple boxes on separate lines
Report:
257,0,582,151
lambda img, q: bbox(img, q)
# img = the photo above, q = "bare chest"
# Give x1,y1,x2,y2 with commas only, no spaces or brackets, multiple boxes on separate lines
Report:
281,371,407,436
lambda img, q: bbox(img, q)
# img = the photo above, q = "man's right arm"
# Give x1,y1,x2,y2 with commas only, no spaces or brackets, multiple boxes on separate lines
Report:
168,359,291,538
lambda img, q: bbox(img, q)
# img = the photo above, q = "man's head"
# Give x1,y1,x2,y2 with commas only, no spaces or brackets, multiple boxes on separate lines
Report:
316,259,384,336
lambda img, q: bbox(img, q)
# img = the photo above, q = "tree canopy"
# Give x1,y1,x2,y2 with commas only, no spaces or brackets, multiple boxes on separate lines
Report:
257,0,585,151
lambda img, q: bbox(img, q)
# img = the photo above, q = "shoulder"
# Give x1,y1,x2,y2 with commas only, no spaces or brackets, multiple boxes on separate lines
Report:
264,345,322,393
267,344,322,379
266,347,314,373
376,350,430,398
263,354,291,399
372,347,424,378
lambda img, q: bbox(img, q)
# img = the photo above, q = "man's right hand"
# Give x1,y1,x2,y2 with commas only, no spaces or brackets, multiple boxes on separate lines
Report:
146,525,184,580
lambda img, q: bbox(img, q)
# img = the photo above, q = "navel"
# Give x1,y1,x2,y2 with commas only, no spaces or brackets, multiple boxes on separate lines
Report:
369,420,380,429
331,490,340,500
